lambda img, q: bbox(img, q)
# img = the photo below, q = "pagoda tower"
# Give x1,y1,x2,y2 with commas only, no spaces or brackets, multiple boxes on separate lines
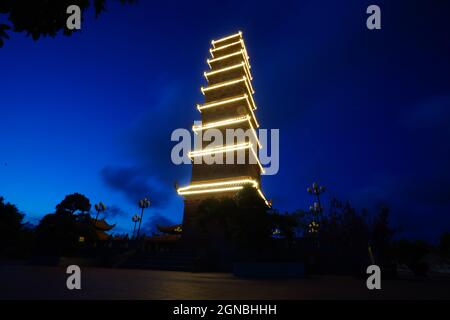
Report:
177,31,269,236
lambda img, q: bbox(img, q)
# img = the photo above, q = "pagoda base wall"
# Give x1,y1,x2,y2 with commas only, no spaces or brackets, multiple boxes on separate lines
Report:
179,196,234,271
180,198,203,242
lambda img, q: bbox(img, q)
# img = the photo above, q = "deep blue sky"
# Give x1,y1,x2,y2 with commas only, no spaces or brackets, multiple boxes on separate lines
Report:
1,0,449,241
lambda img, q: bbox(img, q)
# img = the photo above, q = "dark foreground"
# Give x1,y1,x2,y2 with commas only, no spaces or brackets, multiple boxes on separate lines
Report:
1,265,449,300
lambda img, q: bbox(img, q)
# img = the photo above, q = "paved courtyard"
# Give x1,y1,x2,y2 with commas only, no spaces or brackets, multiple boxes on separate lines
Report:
1,265,449,299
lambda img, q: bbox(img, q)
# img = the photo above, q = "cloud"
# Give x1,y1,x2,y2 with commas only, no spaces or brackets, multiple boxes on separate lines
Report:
100,166,170,207
123,80,194,185
100,80,195,211
106,205,129,218
140,213,175,236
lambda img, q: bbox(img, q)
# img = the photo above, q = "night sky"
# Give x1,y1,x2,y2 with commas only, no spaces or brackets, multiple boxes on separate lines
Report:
1,0,449,242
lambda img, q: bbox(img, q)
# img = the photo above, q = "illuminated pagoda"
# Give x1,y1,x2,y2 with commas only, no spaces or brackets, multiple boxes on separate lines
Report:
177,31,269,236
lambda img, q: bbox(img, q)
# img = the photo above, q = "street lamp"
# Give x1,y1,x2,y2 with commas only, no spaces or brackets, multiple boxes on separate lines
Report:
307,182,325,203
308,221,319,234
94,202,106,222
131,214,141,239
307,182,326,238
136,198,150,239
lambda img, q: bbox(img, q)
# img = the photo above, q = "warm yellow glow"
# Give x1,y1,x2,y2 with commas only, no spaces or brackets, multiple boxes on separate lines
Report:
201,76,254,95
207,50,251,71
248,144,265,173
177,177,269,206
192,115,249,132
178,185,244,195
204,62,253,81
188,142,265,173
210,40,242,54
257,189,270,207
207,50,241,64
197,95,246,111
188,142,250,158
242,75,255,96
244,94,260,127
192,115,262,149
196,94,259,128
211,31,242,47
201,77,245,94
209,39,250,61
178,32,270,207
178,178,258,192
247,116,262,149
241,57,252,80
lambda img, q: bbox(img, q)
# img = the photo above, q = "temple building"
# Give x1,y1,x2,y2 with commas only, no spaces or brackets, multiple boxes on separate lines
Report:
93,218,115,240
177,31,269,235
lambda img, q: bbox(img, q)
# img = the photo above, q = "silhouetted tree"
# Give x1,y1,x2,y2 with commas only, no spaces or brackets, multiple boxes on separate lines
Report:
56,192,91,214
370,204,394,262
0,0,135,47
0,196,24,255
270,210,299,244
35,193,97,256
309,198,373,274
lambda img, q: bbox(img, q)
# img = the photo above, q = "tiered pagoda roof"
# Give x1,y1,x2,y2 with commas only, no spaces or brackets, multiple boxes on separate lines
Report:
93,218,115,241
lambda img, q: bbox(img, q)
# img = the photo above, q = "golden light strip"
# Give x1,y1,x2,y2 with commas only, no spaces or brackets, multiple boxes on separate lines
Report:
244,94,260,127
211,31,242,47
197,95,246,110
201,76,254,95
178,186,243,195
242,75,255,95
257,189,270,207
196,95,259,128
204,62,253,81
209,39,251,62
210,40,242,55
201,77,245,93
177,178,269,206
192,115,249,133
192,115,262,149
241,56,253,78
242,78,257,108
178,178,258,192
246,115,262,148
207,50,251,72
188,142,250,158
248,144,265,173
207,51,241,66
188,142,265,173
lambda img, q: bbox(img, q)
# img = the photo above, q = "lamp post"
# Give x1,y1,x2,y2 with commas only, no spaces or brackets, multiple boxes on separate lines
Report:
307,182,325,210
136,198,150,239
307,182,325,242
131,214,140,239
308,202,322,233
94,202,106,222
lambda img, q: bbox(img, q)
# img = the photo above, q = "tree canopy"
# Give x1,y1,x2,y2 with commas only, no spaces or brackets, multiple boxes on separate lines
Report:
56,192,91,214
0,0,135,47
0,196,25,253
35,193,97,255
